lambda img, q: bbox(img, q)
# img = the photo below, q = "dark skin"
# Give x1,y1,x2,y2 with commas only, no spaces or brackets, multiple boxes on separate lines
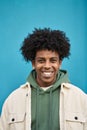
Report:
32,49,62,87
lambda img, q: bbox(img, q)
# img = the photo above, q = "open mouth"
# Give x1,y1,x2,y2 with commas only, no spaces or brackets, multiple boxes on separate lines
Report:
41,71,54,78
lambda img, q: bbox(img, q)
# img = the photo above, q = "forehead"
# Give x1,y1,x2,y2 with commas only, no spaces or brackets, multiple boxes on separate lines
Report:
35,50,59,58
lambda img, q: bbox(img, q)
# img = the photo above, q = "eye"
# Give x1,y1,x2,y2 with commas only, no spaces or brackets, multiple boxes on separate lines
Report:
50,59,58,63
37,59,45,63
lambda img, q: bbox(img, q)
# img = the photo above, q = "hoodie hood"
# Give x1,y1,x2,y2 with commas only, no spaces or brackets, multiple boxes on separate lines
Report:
27,69,70,91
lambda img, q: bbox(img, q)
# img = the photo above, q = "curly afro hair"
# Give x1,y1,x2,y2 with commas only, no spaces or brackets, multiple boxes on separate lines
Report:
20,28,70,62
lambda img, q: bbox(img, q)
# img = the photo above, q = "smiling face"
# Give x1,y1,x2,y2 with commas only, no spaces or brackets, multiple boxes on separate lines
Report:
32,50,62,87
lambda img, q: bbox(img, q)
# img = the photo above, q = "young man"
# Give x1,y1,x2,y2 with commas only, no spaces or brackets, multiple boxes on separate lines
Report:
0,28,87,130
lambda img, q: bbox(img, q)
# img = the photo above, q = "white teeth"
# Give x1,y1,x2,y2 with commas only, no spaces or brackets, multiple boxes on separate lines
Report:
43,72,52,77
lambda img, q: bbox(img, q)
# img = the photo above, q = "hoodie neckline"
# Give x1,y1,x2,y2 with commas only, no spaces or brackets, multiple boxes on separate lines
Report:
27,69,70,92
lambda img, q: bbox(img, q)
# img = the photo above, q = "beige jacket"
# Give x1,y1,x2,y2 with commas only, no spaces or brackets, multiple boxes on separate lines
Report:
0,82,87,130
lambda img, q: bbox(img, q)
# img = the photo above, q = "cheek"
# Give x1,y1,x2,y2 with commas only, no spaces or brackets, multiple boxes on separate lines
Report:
34,65,42,72
54,64,61,70
32,62,40,69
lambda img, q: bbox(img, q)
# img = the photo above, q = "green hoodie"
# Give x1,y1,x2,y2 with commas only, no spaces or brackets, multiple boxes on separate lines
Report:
27,69,70,130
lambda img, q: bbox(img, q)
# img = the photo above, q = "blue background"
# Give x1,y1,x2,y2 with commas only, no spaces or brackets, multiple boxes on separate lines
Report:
0,0,87,114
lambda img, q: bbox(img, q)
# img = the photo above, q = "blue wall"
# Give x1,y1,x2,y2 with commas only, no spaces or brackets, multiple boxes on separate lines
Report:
0,0,87,114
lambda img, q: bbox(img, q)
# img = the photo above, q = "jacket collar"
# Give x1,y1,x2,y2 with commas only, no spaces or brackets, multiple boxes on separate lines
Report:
61,83,71,93
20,82,30,88
21,82,71,89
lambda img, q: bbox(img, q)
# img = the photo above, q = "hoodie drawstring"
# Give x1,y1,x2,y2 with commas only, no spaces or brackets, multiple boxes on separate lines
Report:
36,88,39,130
49,88,53,130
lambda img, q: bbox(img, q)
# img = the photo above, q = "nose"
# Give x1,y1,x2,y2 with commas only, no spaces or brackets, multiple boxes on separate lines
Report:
44,61,51,68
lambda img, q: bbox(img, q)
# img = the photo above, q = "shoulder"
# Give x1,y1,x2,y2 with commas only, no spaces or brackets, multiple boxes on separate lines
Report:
1,82,31,115
3,82,31,105
61,82,87,97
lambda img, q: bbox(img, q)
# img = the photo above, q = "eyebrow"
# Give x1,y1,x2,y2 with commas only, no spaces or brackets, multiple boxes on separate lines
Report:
35,57,59,59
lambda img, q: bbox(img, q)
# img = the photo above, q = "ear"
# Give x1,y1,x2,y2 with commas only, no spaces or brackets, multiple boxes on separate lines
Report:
32,61,35,68
59,60,62,68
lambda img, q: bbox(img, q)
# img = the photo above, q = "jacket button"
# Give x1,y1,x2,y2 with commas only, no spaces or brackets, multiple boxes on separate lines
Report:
74,116,78,120
26,93,28,96
12,118,15,122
